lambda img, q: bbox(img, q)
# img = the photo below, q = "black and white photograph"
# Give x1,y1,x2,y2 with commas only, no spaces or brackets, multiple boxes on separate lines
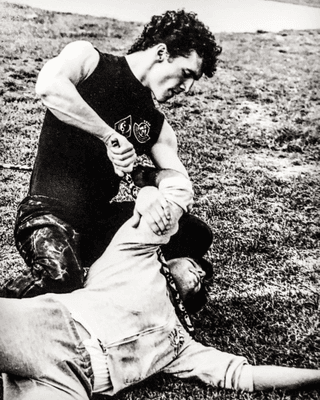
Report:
0,0,320,398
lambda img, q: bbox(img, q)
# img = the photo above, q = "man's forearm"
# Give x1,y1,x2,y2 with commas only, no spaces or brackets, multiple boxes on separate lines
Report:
132,166,188,188
252,365,320,391
39,81,115,143
35,41,114,143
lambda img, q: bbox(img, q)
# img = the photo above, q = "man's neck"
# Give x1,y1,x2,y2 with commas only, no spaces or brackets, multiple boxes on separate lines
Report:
125,49,155,88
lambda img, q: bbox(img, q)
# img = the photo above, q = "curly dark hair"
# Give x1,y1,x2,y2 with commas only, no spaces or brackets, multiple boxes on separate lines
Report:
127,10,222,78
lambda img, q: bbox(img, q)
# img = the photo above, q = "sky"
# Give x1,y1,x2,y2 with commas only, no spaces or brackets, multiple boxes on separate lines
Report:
2,0,320,32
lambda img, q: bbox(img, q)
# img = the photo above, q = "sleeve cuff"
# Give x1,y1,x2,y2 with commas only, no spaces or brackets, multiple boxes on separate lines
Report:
158,176,194,213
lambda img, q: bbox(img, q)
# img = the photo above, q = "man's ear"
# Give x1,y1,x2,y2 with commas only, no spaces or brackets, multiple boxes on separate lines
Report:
156,43,168,62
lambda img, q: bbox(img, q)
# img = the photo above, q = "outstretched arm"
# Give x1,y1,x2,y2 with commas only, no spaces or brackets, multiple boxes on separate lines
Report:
252,365,320,391
163,340,320,393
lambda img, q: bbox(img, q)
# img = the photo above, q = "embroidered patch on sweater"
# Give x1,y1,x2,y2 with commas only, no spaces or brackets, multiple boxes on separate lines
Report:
114,115,132,138
133,120,150,143
168,327,185,356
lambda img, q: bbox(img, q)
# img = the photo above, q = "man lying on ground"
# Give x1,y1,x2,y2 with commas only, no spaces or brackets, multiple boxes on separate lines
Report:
0,169,319,399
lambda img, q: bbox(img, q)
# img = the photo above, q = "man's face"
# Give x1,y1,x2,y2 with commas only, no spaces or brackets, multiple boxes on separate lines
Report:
168,258,206,301
149,50,203,103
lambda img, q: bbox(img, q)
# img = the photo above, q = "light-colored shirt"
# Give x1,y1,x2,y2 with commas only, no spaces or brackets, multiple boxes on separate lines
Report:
52,176,253,395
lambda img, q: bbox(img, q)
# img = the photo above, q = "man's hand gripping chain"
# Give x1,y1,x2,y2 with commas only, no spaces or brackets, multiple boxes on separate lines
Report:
111,138,139,199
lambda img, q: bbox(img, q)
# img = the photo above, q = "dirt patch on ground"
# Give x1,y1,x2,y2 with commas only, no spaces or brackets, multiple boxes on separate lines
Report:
235,150,319,179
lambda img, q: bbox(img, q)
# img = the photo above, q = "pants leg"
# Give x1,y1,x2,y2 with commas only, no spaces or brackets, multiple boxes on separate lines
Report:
2,200,134,298
0,297,93,400
2,374,89,400
2,214,83,298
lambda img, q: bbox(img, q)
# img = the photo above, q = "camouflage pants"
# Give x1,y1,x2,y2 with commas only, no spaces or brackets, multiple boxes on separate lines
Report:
4,208,83,298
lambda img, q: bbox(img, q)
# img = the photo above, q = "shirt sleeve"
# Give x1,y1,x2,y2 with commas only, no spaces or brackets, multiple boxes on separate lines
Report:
162,339,253,392
158,176,194,213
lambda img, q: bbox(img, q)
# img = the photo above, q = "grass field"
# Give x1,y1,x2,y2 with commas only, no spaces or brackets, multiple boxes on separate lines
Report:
0,1,320,399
